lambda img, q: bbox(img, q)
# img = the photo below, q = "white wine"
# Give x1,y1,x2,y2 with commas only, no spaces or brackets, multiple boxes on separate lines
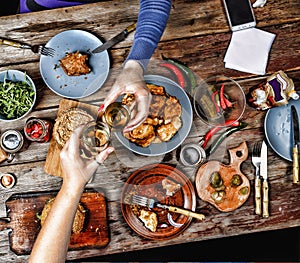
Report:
81,121,110,158
104,102,130,129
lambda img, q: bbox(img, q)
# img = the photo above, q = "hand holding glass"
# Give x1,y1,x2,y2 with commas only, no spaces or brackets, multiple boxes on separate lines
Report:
80,121,111,158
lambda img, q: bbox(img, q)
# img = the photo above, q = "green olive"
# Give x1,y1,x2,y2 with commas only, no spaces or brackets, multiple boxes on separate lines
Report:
210,172,223,188
231,174,242,187
239,186,249,195
211,190,226,203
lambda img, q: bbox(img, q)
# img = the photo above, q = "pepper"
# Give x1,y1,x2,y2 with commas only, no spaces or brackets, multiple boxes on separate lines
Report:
199,93,218,119
162,56,197,95
219,83,227,110
159,62,185,88
201,120,241,148
224,94,233,108
211,90,221,114
205,121,247,155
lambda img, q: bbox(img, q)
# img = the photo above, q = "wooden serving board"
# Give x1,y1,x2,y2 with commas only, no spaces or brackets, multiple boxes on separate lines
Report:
44,98,99,177
0,189,109,255
195,142,250,212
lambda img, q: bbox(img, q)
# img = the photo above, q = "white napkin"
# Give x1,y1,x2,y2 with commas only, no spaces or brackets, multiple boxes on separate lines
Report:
224,28,276,75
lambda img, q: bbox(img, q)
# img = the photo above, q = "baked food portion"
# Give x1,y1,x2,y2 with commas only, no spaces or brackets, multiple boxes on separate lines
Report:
138,209,158,232
40,198,86,234
123,83,182,147
60,51,91,76
53,107,94,148
162,178,181,196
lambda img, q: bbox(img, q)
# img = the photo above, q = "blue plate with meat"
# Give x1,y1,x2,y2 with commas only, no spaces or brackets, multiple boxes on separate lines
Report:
40,29,110,99
114,75,193,157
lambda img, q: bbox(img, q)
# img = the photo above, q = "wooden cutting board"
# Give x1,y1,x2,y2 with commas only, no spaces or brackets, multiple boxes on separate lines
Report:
44,98,99,177
195,142,250,212
0,189,109,255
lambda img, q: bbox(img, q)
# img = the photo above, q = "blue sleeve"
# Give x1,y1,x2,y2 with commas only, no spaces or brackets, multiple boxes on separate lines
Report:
125,0,172,70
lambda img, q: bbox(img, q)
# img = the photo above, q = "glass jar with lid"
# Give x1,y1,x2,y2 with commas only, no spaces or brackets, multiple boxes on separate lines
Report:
24,118,53,143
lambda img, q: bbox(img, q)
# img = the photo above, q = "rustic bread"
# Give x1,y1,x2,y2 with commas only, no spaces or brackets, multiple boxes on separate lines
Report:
53,107,94,148
40,198,86,234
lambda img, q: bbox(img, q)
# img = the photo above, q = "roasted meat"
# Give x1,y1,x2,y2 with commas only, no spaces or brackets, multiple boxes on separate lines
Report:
122,84,182,147
164,96,182,120
138,209,158,232
60,51,91,76
156,116,182,142
162,178,181,196
124,123,156,148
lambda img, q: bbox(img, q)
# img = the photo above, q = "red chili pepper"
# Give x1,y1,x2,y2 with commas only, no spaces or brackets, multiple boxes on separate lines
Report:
159,62,185,88
202,120,240,148
224,95,233,108
211,90,221,113
25,127,31,134
219,83,227,110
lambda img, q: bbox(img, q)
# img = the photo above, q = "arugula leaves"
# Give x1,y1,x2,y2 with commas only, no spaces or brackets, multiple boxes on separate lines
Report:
0,75,35,119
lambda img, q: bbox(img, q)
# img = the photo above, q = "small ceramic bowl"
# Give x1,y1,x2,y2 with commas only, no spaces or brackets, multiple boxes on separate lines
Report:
0,173,16,189
193,75,245,127
0,70,36,122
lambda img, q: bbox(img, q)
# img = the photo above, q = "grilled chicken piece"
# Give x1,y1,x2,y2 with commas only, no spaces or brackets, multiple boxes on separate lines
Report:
164,96,182,120
60,51,91,76
156,116,182,142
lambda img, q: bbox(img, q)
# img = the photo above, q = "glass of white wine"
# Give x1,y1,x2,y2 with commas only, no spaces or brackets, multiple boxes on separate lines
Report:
80,121,111,158
103,102,131,130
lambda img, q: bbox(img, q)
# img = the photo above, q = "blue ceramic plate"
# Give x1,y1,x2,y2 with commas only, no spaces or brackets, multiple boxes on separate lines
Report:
115,75,193,156
40,30,110,99
264,95,300,161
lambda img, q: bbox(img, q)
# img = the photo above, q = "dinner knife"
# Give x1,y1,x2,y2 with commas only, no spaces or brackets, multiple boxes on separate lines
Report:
291,105,300,184
92,22,136,54
260,140,269,218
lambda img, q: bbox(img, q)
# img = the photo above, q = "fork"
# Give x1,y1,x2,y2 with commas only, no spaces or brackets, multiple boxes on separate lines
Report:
0,38,55,57
252,142,262,215
131,195,205,221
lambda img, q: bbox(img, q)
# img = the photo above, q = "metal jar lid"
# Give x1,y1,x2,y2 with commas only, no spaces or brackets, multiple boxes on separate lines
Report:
0,129,24,154
179,143,206,166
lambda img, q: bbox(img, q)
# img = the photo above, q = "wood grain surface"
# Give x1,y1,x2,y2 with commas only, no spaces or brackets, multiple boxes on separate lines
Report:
0,0,299,262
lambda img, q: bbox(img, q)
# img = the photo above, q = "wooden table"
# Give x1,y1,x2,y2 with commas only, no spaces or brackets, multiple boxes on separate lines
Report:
0,0,299,261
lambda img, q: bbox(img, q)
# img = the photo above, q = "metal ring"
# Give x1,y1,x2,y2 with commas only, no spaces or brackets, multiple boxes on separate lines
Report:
94,156,104,165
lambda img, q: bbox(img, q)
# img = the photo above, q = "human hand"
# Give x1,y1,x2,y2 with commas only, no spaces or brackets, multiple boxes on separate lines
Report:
100,60,151,132
60,126,114,189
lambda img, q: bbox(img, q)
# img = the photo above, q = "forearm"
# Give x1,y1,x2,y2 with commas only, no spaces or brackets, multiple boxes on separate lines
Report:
29,181,84,263
126,0,172,69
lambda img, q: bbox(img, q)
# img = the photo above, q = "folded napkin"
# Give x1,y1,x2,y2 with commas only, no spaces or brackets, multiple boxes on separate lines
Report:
224,28,276,75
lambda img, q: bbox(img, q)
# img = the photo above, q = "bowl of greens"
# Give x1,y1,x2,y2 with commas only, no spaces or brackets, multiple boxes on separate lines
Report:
0,70,36,122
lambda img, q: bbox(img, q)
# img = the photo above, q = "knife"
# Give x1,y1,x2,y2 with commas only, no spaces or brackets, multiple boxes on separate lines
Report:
291,105,300,184
92,22,136,54
260,140,269,218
